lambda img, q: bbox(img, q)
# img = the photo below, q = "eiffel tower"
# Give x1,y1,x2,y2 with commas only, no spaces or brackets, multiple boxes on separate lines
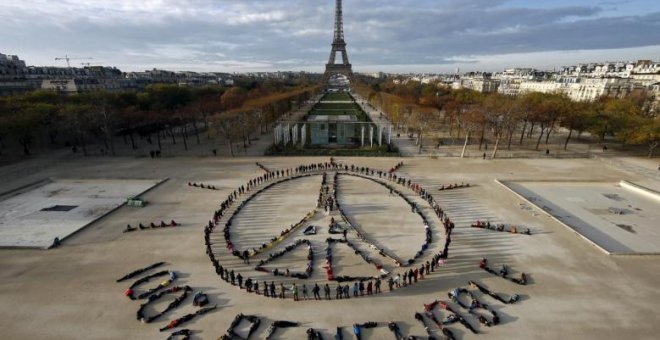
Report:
323,0,353,84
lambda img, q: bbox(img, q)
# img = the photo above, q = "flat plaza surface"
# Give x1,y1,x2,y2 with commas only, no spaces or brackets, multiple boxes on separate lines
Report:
504,181,660,254
0,178,161,248
0,155,659,339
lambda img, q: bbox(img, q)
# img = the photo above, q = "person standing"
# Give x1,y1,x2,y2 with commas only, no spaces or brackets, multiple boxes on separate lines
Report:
270,282,276,299
359,281,365,296
353,283,359,298
279,283,286,299
292,284,299,301
336,284,342,300
324,284,331,300
301,284,308,300
237,273,243,288
313,284,321,300
375,278,382,294
242,250,250,264
388,277,394,291
366,281,373,295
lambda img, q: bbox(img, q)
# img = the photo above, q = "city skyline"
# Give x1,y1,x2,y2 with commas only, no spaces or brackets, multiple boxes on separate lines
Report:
1,0,659,73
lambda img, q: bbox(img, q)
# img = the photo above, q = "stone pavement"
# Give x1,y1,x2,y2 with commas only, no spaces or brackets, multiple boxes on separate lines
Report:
0,155,658,339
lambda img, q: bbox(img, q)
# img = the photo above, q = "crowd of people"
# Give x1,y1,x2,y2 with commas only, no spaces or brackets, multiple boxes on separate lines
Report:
116,262,165,282
265,320,299,339
255,162,271,173
123,270,177,300
324,237,387,282
219,313,261,340
336,172,436,266
204,158,458,302
479,258,528,285
115,262,216,337
438,182,471,191
448,287,500,327
468,280,520,305
136,285,192,323
124,220,179,233
472,220,531,235
389,161,404,173
254,239,314,279
207,170,317,261
317,172,337,214
187,182,219,190
166,329,191,340
158,305,217,332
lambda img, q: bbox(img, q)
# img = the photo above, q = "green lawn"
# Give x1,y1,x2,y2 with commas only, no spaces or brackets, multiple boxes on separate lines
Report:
314,103,359,110
320,92,353,102
310,109,360,116
304,92,372,122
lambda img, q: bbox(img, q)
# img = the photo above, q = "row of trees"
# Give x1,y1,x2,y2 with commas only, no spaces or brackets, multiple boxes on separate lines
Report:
210,86,320,156
355,80,659,157
0,81,319,157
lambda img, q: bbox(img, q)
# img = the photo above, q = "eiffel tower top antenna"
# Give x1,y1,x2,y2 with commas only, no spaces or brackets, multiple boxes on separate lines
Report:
334,0,345,43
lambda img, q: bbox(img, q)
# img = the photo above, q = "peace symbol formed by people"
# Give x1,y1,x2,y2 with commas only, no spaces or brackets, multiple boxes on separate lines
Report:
203,159,454,301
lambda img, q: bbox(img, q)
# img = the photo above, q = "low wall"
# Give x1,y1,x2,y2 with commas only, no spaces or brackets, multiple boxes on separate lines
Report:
619,180,660,203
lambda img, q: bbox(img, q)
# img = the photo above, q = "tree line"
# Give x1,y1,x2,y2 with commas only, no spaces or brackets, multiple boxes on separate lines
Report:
355,79,659,157
0,80,320,158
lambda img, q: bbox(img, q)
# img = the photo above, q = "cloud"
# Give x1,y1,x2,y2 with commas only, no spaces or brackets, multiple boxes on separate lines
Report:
0,0,658,72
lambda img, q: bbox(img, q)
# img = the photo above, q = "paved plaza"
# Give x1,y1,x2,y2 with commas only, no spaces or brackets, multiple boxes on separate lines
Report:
0,155,658,339
503,180,660,254
0,178,162,248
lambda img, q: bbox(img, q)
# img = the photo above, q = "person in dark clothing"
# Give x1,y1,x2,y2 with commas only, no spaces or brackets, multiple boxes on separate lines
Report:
237,273,243,288
375,278,382,294
324,284,331,300
242,250,250,264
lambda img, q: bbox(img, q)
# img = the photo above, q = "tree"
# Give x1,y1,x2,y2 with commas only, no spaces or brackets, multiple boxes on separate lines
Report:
61,104,93,156
560,100,594,150
626,116,660,157
220,87,247,110
6,104,42,155
460,105,484,158
484,94,514,158
212,111,241,157
410,109,440,154
589,97,640,144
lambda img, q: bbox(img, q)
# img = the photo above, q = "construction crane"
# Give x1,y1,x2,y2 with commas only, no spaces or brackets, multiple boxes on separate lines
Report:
54,54,93,68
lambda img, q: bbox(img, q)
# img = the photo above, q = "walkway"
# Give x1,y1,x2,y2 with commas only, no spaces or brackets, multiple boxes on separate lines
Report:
351,93,422,157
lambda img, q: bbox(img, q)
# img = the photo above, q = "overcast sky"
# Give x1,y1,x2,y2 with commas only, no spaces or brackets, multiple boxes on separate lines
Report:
1,0,659,73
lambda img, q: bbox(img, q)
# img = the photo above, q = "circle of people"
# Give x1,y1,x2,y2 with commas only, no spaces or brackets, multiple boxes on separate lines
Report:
203,158,459,301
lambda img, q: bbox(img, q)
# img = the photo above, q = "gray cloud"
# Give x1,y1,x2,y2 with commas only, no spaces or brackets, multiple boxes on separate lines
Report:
0,0,658,72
